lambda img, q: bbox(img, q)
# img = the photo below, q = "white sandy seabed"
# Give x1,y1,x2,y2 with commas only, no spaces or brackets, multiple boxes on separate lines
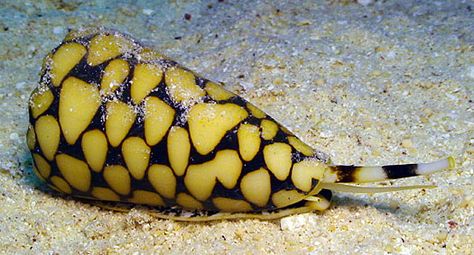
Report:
0,0,472,254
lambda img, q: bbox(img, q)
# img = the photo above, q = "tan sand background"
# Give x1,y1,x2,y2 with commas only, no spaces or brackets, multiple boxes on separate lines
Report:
0,1,472,254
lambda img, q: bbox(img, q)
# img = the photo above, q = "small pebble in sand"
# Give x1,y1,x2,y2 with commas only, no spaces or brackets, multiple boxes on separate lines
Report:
53,26,64,35
357,0,374,6
386,51,396,59
9,132,19,141
280,215,308,231
142,9,154,15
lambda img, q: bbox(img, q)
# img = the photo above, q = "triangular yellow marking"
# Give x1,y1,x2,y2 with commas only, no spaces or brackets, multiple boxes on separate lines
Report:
59,77,100,145
188,103,248,155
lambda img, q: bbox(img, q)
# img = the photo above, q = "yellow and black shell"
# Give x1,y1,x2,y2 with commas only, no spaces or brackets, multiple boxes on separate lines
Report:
27,28,334,215
27,28,454,220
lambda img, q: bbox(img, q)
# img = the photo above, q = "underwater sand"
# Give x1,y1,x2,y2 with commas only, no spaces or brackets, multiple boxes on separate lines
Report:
0,0,472,254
